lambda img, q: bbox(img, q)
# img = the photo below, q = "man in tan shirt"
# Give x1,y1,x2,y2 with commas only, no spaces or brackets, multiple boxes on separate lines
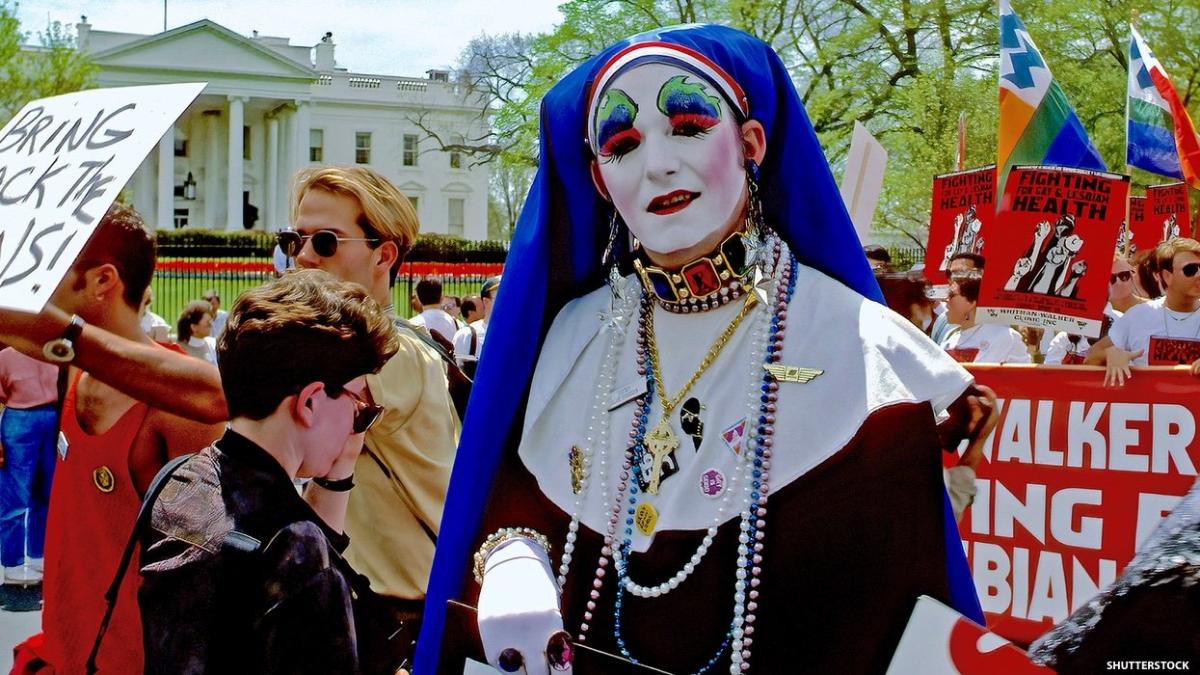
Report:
282,167,460,638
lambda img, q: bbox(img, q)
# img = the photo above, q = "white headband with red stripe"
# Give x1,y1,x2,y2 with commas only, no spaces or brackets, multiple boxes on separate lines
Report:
586,41,749,154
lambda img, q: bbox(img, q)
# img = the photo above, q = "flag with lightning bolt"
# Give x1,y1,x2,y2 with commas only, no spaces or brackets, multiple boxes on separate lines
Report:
998,0,1105,195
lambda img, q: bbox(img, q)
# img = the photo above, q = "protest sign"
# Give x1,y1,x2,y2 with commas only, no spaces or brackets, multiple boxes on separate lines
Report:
923,166,995,284
0,82,204,312
1146,181,1191,241
976,166,1129,338
1125,195,1155,255
955,364,1199,645
839,121,887,242
885,596,1050,674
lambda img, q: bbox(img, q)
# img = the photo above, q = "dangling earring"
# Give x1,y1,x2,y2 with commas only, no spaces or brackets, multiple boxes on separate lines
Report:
602,209,629,315
741,160,767,273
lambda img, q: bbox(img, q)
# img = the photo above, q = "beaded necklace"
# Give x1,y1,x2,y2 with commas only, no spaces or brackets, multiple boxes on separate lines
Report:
562,234,795,675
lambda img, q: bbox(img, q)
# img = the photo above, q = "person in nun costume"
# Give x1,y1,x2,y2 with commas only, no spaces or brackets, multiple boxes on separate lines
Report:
417,24,992,675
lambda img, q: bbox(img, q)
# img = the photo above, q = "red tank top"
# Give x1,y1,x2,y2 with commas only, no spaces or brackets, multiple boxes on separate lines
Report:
43,372,148,674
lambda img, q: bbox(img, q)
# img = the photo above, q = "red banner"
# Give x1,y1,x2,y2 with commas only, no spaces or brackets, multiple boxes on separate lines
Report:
956,365,1199,645
976,166,1130,338
1147,181,1192,240
924,166,996,284
1126,195,1154,256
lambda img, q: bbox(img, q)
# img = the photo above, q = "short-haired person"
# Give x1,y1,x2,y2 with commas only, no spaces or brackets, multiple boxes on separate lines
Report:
202,289,228,336
863,244,892,271
940,272,1031,364
177,300,218,365
138,270,398,674
459,296,483,325
1093,238,1200,384
29,205,224,673
930,252,986,345
453,276,499,377
285,166,460,655
411,278,457,344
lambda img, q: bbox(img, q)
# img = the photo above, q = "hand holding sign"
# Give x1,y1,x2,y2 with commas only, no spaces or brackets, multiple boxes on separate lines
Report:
0,83,204,312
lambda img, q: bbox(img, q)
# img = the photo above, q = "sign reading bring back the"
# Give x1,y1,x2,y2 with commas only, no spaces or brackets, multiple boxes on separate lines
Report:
0,82,203,311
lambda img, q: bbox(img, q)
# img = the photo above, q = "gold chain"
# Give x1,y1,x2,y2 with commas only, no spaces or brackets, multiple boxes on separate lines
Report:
644,292,759,415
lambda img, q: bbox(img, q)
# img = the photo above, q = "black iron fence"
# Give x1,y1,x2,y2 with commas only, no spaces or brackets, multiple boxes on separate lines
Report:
150,231,506,326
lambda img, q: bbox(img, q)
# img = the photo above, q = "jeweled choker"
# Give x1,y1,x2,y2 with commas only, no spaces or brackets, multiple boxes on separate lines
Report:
633,232,751,314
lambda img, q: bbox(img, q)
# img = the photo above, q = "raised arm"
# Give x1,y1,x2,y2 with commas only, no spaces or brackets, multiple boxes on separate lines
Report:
0,304,228,423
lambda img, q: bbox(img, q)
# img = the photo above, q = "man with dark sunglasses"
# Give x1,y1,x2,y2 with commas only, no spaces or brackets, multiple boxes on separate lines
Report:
1089,238,1200,384
138,269,399,674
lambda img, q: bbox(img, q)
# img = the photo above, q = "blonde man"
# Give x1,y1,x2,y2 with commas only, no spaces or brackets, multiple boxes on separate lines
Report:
271,166,459,658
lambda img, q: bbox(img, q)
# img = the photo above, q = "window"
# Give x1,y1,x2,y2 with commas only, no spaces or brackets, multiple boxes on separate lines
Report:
408,195,419,212
449,133,464,169
243,125,251,160
174,137,188,157
173,208,189,229
310,129,324,162
403,134,418,166
448,198,465,237
355,132,371,164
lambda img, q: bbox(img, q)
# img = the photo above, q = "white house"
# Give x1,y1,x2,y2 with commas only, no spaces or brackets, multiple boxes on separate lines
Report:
75,17,491,239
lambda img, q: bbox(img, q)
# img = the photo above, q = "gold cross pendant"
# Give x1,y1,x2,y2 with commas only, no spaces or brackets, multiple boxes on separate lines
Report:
644,417,679,495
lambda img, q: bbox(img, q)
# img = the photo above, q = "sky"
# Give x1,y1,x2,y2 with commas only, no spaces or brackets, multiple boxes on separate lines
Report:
16,0,564,76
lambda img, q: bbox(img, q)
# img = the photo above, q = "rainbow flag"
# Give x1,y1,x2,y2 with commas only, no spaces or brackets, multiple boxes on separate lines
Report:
1128,25,1200,189
998,0,1105,194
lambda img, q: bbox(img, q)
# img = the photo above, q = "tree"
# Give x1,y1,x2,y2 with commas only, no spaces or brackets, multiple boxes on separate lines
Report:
0,2,97,119
460,0,1200,245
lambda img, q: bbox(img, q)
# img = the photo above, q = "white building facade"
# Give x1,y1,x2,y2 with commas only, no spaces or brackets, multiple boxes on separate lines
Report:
77,18,491,239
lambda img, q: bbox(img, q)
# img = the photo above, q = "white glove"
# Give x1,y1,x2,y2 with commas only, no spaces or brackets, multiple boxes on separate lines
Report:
477,538,573,674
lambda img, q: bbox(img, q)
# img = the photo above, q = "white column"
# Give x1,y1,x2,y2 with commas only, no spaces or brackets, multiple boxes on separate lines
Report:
156,131,174,230
277,107,292,226
226,96,245,230
203,110,222,228
266,113,279,230
290,100,310,180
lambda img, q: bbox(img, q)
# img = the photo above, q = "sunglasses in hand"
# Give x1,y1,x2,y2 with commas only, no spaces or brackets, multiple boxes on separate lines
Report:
277,229,380,258
335,387,384,434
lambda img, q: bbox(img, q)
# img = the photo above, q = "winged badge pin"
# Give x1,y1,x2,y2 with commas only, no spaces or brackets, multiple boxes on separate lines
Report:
763,364,824,384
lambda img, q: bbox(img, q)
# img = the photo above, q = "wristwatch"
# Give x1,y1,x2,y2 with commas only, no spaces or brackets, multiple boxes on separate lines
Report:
42,315,85,363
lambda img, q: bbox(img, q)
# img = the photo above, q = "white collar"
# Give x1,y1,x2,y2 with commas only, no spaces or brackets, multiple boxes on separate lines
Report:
187,336,208,347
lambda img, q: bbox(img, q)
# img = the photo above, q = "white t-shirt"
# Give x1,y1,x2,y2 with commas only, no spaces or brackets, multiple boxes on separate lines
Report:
1108,297,1200,366
410,308,457,343
452,319,488,361
940,323,1031,364
1043,332,1089,365
140,310,169,337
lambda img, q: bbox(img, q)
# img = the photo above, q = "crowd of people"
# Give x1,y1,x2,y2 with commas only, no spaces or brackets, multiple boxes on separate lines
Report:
875,238,1200,378
0,22,1193,675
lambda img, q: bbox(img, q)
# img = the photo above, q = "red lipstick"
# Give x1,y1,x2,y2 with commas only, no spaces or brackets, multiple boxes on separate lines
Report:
647,190,699,215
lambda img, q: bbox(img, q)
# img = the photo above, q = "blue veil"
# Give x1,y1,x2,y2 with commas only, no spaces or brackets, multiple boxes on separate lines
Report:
416,24,982,672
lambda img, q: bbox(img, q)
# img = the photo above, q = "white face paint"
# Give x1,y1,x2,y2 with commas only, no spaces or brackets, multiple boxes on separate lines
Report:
593,63,747,257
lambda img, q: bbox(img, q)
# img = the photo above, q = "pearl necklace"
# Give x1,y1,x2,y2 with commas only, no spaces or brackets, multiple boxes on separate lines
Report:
561,233,793,675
